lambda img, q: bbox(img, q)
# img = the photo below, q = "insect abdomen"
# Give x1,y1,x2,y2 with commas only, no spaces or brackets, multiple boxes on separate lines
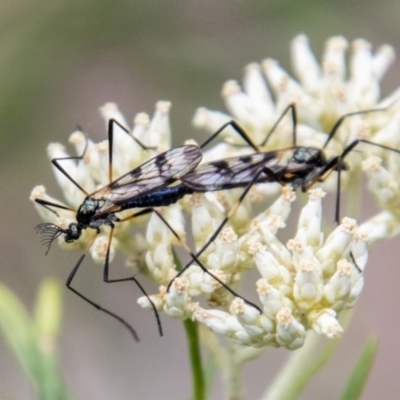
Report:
120,185,193,210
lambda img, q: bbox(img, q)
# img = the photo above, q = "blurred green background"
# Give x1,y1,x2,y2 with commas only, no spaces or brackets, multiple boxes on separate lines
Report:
1,1,400,399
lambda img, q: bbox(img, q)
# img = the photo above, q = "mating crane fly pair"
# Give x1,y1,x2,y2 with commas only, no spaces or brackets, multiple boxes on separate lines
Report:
35,102,400,340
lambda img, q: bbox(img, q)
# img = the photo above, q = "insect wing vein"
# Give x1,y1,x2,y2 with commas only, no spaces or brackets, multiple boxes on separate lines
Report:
182,150,290,191
93,145,202,214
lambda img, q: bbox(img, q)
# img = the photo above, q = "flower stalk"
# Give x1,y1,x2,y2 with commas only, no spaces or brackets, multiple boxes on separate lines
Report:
184,318,206,400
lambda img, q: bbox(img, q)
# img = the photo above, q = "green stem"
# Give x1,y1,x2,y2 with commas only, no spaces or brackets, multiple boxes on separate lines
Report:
184,319,205,400
173,250,205,399
262,335,337,400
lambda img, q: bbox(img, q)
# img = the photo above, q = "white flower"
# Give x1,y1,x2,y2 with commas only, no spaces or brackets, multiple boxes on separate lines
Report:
193,34,400,244
195,35,397,148
140,188,368,348
31,101,173,262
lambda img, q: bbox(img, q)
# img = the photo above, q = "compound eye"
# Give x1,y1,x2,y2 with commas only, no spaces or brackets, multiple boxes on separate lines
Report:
64,224,81,242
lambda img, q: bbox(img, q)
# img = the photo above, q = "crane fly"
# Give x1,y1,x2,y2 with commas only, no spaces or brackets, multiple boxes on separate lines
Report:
35,103,399,338
165,102,400,286
34,118,262,340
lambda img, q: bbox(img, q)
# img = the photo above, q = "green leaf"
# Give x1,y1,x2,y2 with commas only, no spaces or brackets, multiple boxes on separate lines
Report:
283,339,339,400
340,338,378,400
33,280,74,400
0,280,75,400
34,279,63,338
204,356,217,399
0,282,37,378
263,332,340,400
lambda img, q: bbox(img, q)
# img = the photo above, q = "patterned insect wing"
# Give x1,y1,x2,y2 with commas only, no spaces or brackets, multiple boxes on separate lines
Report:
181,148,300,191
92,145,202,215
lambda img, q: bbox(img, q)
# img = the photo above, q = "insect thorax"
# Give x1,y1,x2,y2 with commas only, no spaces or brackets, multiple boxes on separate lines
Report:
76,197,105,225
292,147,326,166
282,147,328,189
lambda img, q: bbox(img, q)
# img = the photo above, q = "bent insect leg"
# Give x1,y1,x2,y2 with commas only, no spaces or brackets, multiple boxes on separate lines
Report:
117,208,263,314
200,103,298,152
34,198,76,217
260,103,298,147
106,118,156,182
50,118,155,195
103,222,163,336
167,164,282,300
313,138,400,224
34,197,162,338
66,236,140,342
199,119,261,152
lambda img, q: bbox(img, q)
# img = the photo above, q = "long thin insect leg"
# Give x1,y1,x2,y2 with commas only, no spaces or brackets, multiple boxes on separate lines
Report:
98,119,165,336
108,118,151,151
107,119,156,182
66,236,140,341
323,104,397,149
314,139,400,223
118,207,262,312
209,103,298,151
173,165,278,269
260,103,297,147
34,198,76,216
349,250,362,273
200,120,261,152
51,132,90,195
152,209,262,313
103,225,163,336
334,157,344,225
168,164,280,295
337,139,400,222
341,138,400,159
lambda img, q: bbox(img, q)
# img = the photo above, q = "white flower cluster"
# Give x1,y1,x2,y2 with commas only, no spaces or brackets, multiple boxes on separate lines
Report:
193,34,400,242
194,34,398,150
30,101,172,261
140,187,367,349
31,35,400,351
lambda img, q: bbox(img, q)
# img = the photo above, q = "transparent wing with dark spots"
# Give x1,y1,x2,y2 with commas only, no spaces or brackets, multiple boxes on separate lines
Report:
93,145,202,215
182,149,299,191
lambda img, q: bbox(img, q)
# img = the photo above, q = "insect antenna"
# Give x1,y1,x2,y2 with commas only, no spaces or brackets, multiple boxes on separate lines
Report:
35,223,64,255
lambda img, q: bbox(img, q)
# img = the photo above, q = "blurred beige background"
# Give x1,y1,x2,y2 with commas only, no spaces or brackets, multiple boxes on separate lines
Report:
1,1,400,399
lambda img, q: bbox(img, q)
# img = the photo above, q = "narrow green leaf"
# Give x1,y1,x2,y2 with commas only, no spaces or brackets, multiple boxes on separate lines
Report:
34,279,63,338
0,282,37,377
282,339,339,400
340,338,378,400
33,280,75,400
204,356,217,399
263,332,340,400
0,281,75,400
